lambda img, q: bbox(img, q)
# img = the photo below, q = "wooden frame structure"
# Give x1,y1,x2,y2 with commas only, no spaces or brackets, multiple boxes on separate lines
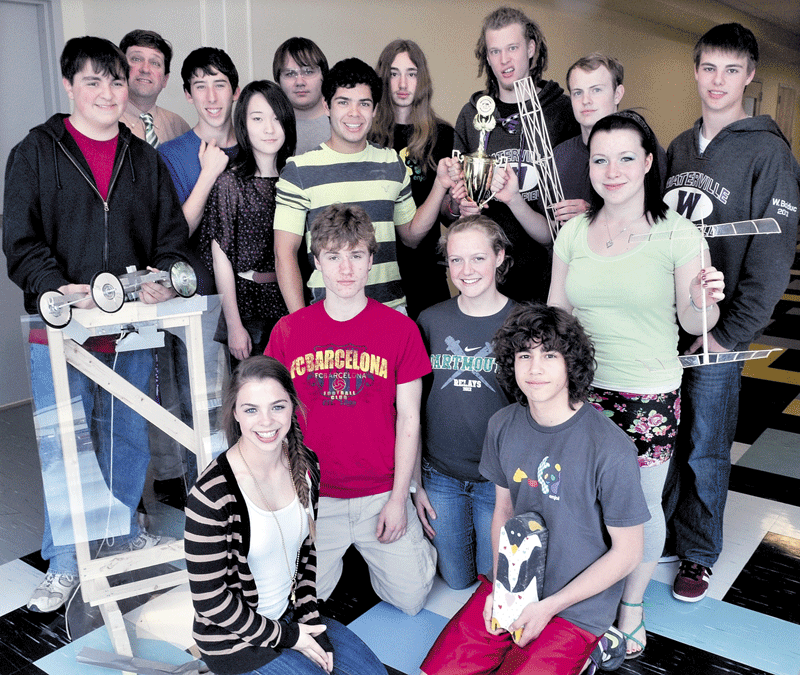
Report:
43,297,213,668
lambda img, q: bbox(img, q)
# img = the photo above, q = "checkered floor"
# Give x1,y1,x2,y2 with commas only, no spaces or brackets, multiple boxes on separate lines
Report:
1,244,799,675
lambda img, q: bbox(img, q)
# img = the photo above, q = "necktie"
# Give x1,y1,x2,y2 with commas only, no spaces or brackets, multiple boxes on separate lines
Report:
140,112,160,148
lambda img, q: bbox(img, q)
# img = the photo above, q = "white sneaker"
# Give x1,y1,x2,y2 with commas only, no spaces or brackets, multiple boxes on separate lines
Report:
128,531,175,551
27,572,79,613
98,531,176,557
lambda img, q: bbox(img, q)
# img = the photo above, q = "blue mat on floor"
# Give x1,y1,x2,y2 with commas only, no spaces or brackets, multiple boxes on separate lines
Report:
348,602,450,674
35,625,194,675
644,580,800,675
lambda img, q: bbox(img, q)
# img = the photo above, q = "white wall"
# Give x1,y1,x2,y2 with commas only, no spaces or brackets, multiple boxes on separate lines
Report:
61,0,800,160
2,0,798,405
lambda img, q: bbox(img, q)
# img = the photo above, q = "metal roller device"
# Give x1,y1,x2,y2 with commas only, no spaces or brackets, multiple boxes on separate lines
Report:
93,261,198,305
37,289,94,329
37,261,197,328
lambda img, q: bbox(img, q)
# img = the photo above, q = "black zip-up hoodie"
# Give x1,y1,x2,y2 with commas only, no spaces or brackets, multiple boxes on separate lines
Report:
453,82,579,303
4,113,189,314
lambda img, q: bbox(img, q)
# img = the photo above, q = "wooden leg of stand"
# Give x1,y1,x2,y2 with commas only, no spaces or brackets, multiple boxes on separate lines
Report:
97,587,135,675
185,314,212,473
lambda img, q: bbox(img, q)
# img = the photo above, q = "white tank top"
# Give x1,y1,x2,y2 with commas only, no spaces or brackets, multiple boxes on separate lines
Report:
241,492,309,619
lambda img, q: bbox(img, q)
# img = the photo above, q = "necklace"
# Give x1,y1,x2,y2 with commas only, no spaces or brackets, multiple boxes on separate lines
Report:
603,213,630,249
237,439,302,604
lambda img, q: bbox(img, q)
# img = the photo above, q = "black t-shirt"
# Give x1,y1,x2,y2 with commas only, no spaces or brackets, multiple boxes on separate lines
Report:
392,121,454,318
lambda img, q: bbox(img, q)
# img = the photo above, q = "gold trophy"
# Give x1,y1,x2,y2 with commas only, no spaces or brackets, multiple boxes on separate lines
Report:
452,96,508,208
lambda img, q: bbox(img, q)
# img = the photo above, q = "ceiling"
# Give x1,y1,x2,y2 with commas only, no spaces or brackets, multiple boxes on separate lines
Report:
593,0,800,66
719,0,800,32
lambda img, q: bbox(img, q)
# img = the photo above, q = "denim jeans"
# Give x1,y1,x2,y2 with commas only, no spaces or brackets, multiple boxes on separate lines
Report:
30,343,154,575
422,459,495,590
662,361,743,568
252,617,387,675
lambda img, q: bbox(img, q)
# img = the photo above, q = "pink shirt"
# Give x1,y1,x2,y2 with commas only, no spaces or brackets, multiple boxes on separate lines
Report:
266,299,431,498
64,117,117,200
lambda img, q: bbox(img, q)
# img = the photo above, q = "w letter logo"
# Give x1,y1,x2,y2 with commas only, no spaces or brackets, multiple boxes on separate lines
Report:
676,191,701,218
664,187,712,222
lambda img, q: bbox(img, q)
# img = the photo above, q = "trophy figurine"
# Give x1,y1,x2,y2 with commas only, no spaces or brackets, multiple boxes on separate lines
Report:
452,95,508,209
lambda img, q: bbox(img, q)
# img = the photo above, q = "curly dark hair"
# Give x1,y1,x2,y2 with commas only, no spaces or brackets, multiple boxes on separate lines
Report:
220,356,316,540
493,302,595,407
322,57,382,108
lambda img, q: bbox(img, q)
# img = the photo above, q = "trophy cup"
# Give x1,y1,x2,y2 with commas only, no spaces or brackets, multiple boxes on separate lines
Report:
452,96,508,209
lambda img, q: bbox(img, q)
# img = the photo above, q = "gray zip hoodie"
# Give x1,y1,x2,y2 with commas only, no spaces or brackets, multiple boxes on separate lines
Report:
665,115,799,350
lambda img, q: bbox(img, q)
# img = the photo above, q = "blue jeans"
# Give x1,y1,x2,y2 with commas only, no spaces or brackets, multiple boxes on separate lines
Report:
252,617,387,675
422,459,495,590
662,361,743,568
30,343,154,575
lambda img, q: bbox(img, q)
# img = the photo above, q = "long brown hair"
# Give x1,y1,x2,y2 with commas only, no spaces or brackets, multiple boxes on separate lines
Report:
221,356,316,540
371,39,442,174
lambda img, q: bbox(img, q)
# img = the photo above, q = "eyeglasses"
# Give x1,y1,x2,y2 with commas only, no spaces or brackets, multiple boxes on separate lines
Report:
280,67,319,80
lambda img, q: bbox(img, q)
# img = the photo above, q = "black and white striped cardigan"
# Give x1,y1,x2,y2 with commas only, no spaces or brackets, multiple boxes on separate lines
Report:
184,449,329,675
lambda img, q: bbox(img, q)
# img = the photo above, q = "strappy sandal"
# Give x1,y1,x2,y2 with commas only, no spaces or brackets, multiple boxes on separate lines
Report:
619,600,646,660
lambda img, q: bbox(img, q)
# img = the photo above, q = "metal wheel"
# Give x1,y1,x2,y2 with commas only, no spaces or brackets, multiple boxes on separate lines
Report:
169,261,198,298
91,272,125,313
37,290,72,328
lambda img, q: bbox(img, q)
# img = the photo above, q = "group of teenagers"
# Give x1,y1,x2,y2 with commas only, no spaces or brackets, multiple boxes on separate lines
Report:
4,4,799,675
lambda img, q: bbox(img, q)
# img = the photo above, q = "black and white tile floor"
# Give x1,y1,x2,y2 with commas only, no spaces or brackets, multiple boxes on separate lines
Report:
1,245,798,675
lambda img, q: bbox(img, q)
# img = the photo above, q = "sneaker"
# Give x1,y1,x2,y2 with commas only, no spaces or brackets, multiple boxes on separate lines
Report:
589,625,626,671
128,531,175,551
659,554,679,564
673,561,712,602
27,572,79,613
98,531,176,557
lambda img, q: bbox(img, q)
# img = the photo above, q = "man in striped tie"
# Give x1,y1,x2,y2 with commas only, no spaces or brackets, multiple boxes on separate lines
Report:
119,30,190,147
120,30,195,513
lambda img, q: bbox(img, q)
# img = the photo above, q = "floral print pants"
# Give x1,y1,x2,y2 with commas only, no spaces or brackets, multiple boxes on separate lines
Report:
587,388,680,468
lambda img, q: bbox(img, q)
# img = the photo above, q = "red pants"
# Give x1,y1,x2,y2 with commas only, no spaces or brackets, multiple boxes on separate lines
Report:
420,576,599,675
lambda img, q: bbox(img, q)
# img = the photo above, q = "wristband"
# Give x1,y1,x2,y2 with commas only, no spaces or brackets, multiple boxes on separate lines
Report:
447,198,460,218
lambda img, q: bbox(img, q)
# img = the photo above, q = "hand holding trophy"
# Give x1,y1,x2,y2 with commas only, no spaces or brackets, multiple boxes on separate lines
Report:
452,96,508,209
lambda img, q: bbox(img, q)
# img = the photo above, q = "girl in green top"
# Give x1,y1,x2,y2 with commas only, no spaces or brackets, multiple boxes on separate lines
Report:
548,111,724,660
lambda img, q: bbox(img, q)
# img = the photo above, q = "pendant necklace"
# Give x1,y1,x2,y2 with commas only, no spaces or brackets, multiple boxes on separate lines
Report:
237,439,302,604
603,213,630,249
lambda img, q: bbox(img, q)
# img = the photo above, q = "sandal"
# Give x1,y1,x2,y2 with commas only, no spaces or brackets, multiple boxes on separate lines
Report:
619,600,646,660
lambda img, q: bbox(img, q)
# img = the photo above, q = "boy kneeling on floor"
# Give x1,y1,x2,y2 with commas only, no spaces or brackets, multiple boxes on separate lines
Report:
420,303,650,675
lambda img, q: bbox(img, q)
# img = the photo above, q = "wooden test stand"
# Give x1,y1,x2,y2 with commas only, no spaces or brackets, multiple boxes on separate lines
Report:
44,296,213,664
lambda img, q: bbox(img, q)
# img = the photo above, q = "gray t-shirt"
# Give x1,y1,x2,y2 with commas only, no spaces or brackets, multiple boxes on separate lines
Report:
418,297,514,481
480,402,650,636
